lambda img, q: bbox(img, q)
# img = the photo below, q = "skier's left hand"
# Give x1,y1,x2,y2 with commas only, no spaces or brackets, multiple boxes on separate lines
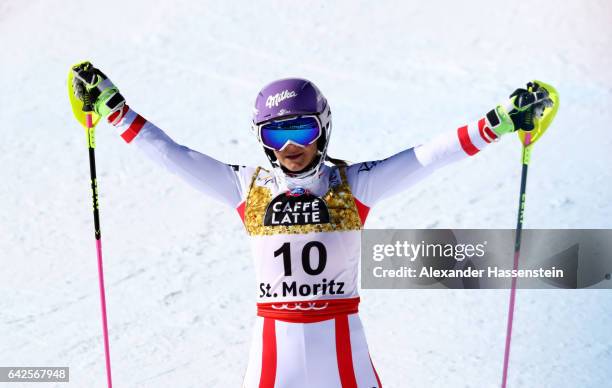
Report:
506,82,554,131
491,82,555,137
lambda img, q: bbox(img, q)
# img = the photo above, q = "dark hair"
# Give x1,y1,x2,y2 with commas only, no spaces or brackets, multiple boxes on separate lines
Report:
325,155,348,167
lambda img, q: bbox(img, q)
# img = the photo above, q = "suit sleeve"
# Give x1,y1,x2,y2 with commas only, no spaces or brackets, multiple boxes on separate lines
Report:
110,107,253,208
347,113,500,211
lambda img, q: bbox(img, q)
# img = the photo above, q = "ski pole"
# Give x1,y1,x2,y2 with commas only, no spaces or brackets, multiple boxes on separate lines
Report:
501,133,532,388
500,80,559,387
86,110,114,388
68,64,114,388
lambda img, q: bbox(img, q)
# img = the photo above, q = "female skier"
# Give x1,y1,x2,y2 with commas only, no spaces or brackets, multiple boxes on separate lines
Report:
72,62,553,388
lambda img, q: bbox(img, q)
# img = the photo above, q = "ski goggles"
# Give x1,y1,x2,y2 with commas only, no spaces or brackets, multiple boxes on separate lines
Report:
255,115,322,151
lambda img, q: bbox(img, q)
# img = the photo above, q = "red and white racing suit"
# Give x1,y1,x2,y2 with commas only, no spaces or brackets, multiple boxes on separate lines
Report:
112,107,499,387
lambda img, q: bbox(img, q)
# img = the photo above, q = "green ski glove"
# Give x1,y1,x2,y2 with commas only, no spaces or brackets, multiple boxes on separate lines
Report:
72,62,125,118
491,81,555,137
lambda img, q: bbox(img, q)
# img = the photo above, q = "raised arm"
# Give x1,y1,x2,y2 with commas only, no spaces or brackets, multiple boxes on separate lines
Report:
71,62,250,208
112,107,248,207
347,82,554,208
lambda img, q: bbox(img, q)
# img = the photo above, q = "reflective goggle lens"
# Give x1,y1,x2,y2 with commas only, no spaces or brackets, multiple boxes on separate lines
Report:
260,117,321,151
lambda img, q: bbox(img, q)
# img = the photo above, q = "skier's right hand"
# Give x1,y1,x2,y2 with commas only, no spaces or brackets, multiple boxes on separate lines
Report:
72,62,126,122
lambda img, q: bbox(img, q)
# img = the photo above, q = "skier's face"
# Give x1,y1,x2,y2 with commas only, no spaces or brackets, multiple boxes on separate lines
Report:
274,142,318,172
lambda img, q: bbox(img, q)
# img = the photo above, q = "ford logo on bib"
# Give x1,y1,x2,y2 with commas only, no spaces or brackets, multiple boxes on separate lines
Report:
264,188,330,226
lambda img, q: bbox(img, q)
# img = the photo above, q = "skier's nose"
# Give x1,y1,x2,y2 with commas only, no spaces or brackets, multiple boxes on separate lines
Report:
283,144,302,154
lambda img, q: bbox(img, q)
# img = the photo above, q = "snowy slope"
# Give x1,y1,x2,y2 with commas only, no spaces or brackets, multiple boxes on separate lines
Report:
1,0,611,387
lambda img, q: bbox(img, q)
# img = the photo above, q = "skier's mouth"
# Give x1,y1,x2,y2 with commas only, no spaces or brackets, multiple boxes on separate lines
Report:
285,152,303,160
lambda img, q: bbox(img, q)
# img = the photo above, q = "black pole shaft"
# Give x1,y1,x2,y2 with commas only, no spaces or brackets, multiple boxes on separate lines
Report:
84,113,113,388
514,161,529,252
501,140,532,388
88,146,101,239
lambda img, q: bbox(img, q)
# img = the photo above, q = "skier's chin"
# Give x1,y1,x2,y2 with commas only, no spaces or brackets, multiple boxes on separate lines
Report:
281,160,308,172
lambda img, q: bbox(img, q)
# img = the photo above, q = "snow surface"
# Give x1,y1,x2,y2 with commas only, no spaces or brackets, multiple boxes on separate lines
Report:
1,0,611,387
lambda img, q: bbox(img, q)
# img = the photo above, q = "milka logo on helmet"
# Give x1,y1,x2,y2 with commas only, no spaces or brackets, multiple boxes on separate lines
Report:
266,90,297,108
